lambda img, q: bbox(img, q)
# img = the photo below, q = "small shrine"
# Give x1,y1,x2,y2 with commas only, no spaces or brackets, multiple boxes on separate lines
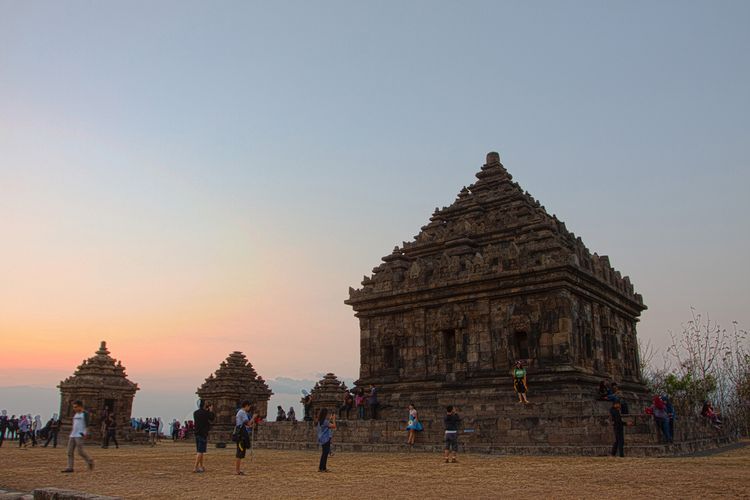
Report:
309,373,349,419
196,351,272,442
58,341,138,441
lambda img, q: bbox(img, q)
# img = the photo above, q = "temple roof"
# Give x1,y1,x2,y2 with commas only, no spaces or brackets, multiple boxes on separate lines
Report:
197,351,272,399
58,341,138,392
347,152,644,308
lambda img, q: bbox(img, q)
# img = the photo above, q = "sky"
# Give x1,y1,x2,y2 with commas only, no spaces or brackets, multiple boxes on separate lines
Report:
1,1,749,421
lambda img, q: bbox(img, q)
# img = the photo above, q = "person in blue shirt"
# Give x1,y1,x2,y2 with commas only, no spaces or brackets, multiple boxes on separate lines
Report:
234,401,254,475
315,409,336,472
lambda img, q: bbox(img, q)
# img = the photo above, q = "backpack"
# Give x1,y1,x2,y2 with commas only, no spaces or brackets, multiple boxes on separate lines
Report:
231,426,241,443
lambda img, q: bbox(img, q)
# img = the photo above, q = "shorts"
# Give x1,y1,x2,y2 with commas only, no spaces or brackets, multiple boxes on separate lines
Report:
444,432,458,452
195,435,207,453
235,430,251,459
514,378,527,394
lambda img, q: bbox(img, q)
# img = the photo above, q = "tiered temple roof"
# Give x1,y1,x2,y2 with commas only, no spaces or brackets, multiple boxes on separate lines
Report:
197,351,272,401
59,341,138,392
347,152,643,309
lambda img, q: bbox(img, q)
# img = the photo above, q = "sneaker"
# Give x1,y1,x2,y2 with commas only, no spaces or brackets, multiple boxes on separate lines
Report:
236,471,245,475
88,461,94,471
61,469,74,473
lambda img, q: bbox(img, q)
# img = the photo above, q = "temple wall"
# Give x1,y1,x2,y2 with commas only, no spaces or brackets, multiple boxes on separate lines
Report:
252,407,731,457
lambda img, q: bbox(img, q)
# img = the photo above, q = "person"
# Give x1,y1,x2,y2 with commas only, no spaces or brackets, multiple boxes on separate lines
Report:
276,406,287,422
234,401,255,475
315,408,336,472
171,419,181,441
62,400,94,473
33,415,43,443
610,400,632,457
18,415,30,448
148,417,159,446
355,389,366,420
44,414,61,448
302,391,313,421
512,360,530,404
406,403,422,447
701,401,722,428
339,391,354,420
444,405,461,463
663,395,675,440
368,385,379,420
652,395,671,443
0,410,7,447
193,400,215,473
287,407,296,422
597,380,611,400
102,414,119,449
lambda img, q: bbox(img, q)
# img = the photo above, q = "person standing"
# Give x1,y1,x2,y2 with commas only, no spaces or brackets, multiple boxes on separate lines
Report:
512,361,530,404
339,391,354,420
315,409,336,472
355,389,365,420
171,419,181,441
610,400,632,457
192,400,215,473
368,385,379,420
0,410,7,447
44,414,61,448
148,418,159,446
234,401,254,475
62,400,94,473
406,403,422,447
444,406,461,463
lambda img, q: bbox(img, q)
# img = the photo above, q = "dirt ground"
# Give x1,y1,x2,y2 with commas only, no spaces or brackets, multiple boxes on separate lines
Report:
0,441,748,499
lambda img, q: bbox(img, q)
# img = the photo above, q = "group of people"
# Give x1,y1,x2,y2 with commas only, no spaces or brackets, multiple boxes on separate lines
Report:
274,406,297,422
0,410,62,448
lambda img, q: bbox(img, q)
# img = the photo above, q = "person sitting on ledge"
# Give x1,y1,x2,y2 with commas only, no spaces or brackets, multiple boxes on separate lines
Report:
598,380,611,400
701,401,722,428
276,406,287,422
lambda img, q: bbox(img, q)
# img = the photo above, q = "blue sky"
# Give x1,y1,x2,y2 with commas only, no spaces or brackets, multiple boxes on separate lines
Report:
1,1,749,420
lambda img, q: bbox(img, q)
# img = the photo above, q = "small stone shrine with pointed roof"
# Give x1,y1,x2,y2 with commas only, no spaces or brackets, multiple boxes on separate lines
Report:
346,152,648,418
196,351,272,442
58,341,138,441
309,373,349,419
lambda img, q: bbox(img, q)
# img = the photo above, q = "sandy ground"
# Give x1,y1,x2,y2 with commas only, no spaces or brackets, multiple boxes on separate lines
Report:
0,441,748,499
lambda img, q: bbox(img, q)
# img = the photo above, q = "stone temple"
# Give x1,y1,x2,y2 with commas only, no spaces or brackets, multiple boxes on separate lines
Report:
256,152,730,456
346,152,647,418
58,341,138,442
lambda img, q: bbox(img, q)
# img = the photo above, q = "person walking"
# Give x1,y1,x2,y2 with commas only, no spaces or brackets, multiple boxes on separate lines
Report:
192,400,215,473
43,414,61,448
406,403,422,447
18,415,30,448
233,401,254,475
512,361,530,404
102,414,119,449
444,406,461,463
315,409,336,472
62,400,94,473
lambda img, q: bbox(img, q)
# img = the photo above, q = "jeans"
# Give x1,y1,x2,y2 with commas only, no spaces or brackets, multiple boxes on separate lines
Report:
67,437,93,470
357,406,365,419
319,440,331,471
44,430,58,448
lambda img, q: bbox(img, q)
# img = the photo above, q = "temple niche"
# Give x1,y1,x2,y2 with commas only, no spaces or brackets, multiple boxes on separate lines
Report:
58,341,138,442
346,152,648,419
196,351,272,442
308,373,349,420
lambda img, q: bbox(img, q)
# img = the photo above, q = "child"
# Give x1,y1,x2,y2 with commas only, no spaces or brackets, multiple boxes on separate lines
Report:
443,405,461,463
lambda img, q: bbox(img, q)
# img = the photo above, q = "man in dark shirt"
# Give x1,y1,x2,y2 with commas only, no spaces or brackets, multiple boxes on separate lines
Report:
610,401,630,457
444,405,461,463
193,400,215,473
43,415,61,448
